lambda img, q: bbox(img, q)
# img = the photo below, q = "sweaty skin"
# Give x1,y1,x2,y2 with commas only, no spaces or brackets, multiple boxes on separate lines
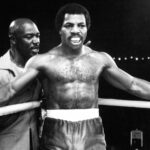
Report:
9,14,150,110
41,47,100,109
24,45,135,110
3,6,150,150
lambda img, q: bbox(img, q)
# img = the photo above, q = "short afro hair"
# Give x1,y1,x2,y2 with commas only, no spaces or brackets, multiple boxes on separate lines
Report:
55,3,91,32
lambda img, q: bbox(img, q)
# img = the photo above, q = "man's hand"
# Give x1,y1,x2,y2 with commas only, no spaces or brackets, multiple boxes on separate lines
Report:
85,40,91,46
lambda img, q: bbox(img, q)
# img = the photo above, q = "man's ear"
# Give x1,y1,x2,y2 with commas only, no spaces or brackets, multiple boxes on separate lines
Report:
9,34,16,44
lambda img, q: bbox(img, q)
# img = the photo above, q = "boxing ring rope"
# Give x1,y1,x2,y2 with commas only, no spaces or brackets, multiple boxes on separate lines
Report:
99,98,150,109
1,98,150,116
0,101,41,116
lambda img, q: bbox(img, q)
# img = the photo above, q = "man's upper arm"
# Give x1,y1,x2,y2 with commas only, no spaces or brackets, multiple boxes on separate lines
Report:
0,69,14,106
101,53,133,91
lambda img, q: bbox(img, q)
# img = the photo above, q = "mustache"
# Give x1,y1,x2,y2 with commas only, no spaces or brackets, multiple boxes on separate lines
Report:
31,45,40,49
70,33,81,37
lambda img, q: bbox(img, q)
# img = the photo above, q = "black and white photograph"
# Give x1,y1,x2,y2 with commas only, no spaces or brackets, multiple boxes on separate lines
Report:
0,0,150,150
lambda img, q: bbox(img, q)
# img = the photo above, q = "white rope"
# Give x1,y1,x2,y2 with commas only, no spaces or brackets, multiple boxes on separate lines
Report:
99,98,150,109
1,98,150,117
0,101,40,116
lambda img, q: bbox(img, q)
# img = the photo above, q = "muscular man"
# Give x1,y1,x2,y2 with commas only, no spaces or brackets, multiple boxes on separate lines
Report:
0,18,41,150
5,3,150,150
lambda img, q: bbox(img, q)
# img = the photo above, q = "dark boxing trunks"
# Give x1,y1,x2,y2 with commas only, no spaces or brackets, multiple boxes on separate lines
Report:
40,117,106,150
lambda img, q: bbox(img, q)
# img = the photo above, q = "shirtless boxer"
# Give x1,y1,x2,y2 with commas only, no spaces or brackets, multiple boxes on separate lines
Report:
6,3,150,150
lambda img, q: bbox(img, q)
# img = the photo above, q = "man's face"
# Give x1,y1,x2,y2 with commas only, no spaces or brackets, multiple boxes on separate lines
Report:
15,23,40,60
60,14,87,50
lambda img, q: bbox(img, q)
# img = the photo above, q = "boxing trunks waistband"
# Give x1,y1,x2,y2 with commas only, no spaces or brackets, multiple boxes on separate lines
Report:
46,108,99,122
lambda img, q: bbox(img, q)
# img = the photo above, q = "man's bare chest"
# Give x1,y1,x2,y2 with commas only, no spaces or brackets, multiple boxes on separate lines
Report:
46,57,102,82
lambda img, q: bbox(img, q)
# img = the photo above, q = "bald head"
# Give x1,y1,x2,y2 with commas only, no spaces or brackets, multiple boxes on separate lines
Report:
8,18,40,62
9,18,36,38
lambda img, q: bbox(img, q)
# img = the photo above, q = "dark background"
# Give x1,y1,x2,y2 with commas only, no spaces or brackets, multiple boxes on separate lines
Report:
1,0,150,149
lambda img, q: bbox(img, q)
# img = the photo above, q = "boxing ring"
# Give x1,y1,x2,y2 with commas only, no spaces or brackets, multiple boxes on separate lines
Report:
99,98,150,109
0,101,41,116
0,98,150,116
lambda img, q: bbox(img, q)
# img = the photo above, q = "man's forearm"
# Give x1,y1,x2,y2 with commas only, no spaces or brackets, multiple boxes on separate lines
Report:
8,68,39,100
129,77,150,100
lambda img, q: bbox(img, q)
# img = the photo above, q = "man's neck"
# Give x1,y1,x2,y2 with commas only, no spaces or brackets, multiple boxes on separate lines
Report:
60,44,85,58
10,49,25,67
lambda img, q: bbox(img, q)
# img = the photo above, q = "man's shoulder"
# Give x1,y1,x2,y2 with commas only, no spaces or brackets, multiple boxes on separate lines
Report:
0,51,14,81
27,51,58,66
47,46,61,56
0,51,13,70
88,48,111,58
86,48,114,66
